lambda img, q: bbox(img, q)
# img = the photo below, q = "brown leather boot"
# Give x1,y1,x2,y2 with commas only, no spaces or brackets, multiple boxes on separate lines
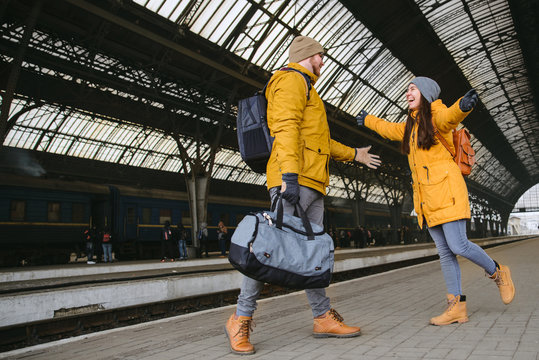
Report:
224,313,255,355
313,308,361,338
430,294,468,326
489,262,515,305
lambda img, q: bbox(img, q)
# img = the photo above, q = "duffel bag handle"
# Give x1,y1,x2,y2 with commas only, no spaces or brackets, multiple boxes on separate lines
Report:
275,195,315,240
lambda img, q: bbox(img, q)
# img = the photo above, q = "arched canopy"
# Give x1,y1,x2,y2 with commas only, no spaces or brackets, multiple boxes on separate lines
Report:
1,0,538,211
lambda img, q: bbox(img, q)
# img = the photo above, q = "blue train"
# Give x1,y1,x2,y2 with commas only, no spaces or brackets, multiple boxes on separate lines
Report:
0,174,269,266
0,173,419,267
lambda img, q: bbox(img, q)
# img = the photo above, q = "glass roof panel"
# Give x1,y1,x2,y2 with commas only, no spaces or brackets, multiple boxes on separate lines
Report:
138,0,413,128
415,0,539,178
4,0,532,208
4,98,269,188
131,0,530,203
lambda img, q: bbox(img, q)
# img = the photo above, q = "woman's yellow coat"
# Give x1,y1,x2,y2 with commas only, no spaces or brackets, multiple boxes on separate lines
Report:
365,99,472,228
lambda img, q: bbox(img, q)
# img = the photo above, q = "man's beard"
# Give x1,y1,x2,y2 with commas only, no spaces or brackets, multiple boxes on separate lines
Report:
309,58,321,76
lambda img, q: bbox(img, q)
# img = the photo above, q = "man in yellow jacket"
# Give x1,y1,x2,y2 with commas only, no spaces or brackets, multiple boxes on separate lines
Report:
225,36,381,355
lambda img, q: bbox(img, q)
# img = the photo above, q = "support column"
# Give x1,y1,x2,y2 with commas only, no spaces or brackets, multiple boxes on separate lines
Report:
185,175,209,254
353,197,366,227
389,204,402,245
475,217,482,238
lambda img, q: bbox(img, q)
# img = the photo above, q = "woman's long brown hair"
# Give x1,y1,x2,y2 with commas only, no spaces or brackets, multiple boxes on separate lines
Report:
401,95,437,154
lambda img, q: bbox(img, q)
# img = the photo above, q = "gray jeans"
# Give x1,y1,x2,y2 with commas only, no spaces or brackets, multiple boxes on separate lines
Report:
235,185,330,318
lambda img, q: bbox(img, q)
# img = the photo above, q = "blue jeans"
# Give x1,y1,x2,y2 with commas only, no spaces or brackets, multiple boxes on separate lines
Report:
236,186,330,318
178,240,187,259
86,241,94,262
218,237,226,255
102,243,112,262
428,219,496,296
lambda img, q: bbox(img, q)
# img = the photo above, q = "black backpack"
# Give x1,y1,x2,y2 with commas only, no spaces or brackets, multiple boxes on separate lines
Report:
236,67,312,173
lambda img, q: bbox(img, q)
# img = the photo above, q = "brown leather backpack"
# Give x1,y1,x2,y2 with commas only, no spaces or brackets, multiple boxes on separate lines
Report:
434,127,475,176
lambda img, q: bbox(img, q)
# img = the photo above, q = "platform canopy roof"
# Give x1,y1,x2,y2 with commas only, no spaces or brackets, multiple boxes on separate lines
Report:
1,0,538,213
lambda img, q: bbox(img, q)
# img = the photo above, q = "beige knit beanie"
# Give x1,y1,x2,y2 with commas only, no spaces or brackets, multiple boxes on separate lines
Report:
289,36,324,63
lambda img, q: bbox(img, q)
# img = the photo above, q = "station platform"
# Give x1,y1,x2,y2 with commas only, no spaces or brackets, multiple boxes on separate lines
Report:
0,236,527,328
1,236,537,359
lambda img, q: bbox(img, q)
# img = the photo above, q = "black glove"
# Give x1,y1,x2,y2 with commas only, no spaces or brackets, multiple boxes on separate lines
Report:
459,89,478,112
281,173,299,205
356,110,368,126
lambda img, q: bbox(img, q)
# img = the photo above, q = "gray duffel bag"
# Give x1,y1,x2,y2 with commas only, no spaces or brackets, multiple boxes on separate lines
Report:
228,196,334,289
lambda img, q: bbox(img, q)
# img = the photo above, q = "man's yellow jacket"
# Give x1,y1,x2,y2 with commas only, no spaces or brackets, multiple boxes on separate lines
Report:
265,63,355,195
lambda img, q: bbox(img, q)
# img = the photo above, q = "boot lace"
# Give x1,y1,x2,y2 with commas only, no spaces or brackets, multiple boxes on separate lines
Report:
445,296,458,312
494,271,506,286
487,269,506,286
328,308,344,323
235,318,255,338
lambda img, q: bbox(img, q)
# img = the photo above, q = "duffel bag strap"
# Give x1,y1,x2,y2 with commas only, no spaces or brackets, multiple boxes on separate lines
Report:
270,194,279,212
275,195,315,240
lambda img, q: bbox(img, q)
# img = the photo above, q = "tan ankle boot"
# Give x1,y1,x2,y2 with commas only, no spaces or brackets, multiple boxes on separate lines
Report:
430,294,468,326
224,314,255,354
313,308,361,338
489,263,515,305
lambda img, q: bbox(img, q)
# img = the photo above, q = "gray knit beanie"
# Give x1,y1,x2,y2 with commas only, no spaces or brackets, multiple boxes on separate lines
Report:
410,77,440,103
289,36,324,63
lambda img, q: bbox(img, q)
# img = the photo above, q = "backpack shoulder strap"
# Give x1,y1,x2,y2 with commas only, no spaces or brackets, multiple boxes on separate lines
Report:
433,125,456,158
279,67,312,100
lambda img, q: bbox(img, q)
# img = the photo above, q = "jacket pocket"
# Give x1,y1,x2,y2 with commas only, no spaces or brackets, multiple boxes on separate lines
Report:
418,166,454,213
301,140,329,184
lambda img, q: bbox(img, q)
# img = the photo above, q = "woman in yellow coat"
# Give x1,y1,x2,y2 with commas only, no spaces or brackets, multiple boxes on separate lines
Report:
356,76,515,325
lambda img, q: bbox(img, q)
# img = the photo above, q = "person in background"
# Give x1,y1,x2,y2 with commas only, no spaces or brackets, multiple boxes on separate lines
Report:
224,36,381,355
83,225,96,264
328,227,335,248
102,227,113,263
217,220,228,258
353,226,366,249
161,220,175,262
338,229,346,249
366,228,373,246
356,76,515,325
198,222,209,258
176,221,188,260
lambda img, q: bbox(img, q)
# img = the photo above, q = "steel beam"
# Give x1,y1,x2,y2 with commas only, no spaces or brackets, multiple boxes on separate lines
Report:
63,0,263,89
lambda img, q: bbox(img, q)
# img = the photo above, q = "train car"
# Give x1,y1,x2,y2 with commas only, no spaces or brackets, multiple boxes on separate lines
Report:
0,176,108,266
115,186,268,259
0,173,422,266
0,174,269,266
